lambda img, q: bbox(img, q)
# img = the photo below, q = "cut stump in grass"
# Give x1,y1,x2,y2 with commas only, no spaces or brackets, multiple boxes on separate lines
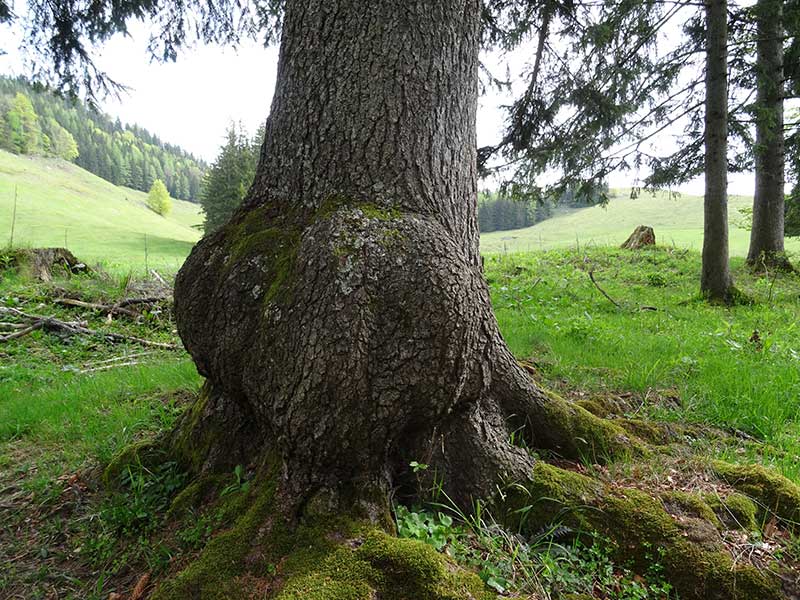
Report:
4,247,91,281
621,225,656,249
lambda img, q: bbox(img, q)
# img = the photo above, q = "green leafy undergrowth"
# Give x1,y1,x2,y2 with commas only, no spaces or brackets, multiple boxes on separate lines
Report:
395,504,673,599
80,458,189,575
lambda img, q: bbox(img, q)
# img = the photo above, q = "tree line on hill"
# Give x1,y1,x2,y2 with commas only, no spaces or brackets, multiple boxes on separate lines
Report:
0,77,205,202
477,185,607,233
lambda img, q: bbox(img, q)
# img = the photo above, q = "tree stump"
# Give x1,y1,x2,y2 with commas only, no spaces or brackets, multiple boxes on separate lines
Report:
621,225,656,249
8,248,90,281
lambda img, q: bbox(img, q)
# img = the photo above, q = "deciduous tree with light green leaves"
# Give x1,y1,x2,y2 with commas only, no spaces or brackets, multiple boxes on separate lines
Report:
5,92,43,154
147,178,172,216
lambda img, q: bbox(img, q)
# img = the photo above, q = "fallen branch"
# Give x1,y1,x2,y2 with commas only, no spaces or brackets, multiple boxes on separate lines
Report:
0,321,43,342
588,270,622,309
118,297,164,307
54,296,166,319
0,306,178,350
81,360,144,374
54,298,139,318
0,322,30,329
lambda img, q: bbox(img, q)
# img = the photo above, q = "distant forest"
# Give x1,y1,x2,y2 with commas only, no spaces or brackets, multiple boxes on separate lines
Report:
0,77,205,201
478,186,607,233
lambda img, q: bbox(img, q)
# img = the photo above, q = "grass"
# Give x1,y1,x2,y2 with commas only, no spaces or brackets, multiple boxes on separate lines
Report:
0,268,201,493
480,188,800,257
486,246,800,481
0,150,202,272
1,168,800,597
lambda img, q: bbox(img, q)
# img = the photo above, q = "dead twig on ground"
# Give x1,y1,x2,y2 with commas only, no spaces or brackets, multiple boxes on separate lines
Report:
588,270,622,309
150,269,169,287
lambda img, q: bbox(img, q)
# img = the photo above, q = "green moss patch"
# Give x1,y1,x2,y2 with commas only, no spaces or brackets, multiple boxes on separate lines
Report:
704,492,758,531
713,460,800,524
102,438,163,488
539,392,644,462
502,462,782,600
660,490,720,528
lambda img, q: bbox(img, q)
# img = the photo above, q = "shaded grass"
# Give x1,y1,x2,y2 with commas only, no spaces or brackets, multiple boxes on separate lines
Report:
487,246,800,481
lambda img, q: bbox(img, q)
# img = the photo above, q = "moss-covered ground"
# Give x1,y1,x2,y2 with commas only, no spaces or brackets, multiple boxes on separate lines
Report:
2,245,800,598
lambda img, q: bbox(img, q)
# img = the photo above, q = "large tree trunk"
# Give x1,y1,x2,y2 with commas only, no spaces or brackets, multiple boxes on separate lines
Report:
172,0,597,510
747,0,791,270
702,0,735,302
155,3,788,597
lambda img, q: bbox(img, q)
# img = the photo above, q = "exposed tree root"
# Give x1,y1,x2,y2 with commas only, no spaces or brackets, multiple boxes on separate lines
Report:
97,380,800,599
499,462,785,600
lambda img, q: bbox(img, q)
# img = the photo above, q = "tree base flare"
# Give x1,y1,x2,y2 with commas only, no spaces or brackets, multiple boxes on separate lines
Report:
149,457,494,600
95,389,800,600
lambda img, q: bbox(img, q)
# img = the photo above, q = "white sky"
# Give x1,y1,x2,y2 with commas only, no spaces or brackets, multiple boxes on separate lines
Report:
0,21,754,196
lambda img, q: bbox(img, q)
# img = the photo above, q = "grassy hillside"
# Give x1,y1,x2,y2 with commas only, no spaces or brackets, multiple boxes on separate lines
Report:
481,188,800,257
3,150,798,270
0,150,202,271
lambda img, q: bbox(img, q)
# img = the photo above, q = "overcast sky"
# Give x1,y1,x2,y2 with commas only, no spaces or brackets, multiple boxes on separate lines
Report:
0,21,754,196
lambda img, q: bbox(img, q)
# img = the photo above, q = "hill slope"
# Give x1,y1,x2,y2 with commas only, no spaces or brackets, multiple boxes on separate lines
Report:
480,189,800,257
0,76,205,201
3,153,798,269
0,150,202,270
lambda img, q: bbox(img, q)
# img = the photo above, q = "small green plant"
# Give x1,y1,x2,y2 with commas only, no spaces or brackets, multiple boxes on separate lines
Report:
646,271,667,287
220,464,250,497
176,511,217,549
409,460,428,473
395,503,674,598
395,505,455,551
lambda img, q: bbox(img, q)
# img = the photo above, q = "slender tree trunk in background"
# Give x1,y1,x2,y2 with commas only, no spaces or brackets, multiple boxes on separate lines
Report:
172,0,595,511
747,0,791,270
702,0,735,302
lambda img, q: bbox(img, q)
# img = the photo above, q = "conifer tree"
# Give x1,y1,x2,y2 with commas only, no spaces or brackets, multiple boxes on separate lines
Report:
199,123,259,233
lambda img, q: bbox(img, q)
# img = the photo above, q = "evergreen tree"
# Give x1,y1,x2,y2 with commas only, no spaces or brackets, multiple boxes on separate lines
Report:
200,123,259,233
147,178,172,216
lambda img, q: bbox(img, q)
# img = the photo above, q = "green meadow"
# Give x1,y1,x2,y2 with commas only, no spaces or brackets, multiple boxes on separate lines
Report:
481,188,800,257
0,150,202,271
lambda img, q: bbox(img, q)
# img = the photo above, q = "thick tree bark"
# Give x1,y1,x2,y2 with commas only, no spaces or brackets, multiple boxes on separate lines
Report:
702,0,735,301
157,4,787,597
172,0,603,510
747,0,790,270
